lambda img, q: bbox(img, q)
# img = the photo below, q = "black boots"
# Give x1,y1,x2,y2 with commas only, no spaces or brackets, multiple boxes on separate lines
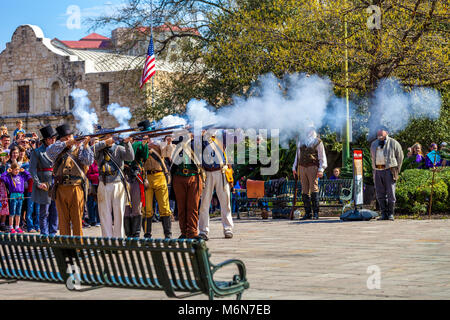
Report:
301,194,312,220
141,216,172,239
301,193,319,220
387,202,395,221
161,216,172,239
124,216,141,238
311,192,319,220
377,200,395,221
377,199,388,220
142,217,152,238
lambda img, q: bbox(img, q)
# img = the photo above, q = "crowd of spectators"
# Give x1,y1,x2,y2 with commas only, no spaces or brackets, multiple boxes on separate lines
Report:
0,119,448,233
406,141,448,169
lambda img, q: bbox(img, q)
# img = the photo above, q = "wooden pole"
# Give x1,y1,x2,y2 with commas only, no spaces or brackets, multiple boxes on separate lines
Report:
342,2,350,168
290,174,299,220
427,152,438,219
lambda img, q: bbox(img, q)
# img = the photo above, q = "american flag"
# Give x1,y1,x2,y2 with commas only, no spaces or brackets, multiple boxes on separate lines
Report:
140,35,156,89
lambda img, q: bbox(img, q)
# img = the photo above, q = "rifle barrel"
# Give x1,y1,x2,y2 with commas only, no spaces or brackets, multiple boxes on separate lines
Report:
130,130,176,139
74,127,140,141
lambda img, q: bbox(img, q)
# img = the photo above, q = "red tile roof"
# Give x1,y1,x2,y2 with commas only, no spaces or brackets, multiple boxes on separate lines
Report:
80,33,111,41
53,38,111,49
52,33,111,50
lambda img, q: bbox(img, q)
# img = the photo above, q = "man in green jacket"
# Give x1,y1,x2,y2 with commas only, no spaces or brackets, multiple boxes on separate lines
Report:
124,137,149,238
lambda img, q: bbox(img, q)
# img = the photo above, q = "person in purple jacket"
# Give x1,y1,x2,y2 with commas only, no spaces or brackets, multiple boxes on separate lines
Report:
1,161,31,233
424,143,442,169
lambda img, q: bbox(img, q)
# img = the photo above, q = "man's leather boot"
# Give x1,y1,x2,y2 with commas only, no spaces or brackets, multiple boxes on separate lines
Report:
311,192,320,220
161,216,172,239
301,194,312,220
142,217,152,238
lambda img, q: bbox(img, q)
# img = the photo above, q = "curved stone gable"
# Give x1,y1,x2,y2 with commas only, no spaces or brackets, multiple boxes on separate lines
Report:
0,24,167,134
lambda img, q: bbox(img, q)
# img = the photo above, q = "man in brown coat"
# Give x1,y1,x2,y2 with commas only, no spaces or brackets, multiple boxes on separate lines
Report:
46,124,94,236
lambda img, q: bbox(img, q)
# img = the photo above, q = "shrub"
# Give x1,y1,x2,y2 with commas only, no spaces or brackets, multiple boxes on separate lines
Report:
396,168,450,214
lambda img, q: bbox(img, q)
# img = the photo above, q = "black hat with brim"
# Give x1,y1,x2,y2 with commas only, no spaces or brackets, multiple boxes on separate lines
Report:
56,124,74,139
40,125,57,140
138,120,152,131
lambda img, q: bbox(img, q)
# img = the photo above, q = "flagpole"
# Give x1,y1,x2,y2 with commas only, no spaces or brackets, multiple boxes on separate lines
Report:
150,0,155,109
342,0,350,168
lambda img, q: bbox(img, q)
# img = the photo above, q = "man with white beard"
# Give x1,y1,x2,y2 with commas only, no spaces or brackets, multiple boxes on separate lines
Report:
292,126,327,220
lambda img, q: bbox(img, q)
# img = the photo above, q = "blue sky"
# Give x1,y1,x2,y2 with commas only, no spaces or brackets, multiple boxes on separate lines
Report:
0,0,126,51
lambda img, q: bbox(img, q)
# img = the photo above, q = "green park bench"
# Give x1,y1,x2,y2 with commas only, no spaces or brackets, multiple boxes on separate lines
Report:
0,234,249,300
235,179,353,218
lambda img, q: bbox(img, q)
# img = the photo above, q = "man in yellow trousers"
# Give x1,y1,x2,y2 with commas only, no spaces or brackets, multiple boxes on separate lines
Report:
142,138,173,239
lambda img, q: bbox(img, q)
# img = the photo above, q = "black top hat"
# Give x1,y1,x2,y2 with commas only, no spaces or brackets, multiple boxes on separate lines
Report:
55,124,74,139
40,125,57,140
137,120,152,131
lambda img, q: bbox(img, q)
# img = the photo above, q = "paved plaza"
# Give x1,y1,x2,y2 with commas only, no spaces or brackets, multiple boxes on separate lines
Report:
1,215,450,300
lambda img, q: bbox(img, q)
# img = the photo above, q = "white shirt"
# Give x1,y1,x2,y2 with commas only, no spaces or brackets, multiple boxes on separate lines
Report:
375,147,386,167
292,138,327,173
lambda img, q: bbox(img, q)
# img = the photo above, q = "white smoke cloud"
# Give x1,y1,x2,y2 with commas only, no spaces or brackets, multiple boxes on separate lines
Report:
179,74,442,145
107,103,132,130
70,89,98,135
158,115,187,128
185,73,342,146
369,78,442,136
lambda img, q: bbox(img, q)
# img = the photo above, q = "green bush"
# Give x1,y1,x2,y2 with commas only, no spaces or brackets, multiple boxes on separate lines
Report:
396,168,450,214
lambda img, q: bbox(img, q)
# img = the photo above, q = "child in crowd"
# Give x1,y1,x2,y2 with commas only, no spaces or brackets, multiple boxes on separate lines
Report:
0,161,31,233
425,143,442,168
13,120,25,137
0,178,9,232
330,168,341,180
0,126,8,137
0,146,20,173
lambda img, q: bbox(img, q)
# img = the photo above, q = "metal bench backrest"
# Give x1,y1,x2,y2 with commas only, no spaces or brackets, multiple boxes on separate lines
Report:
318,179,353,201
284,179,353,201
0,234,216,298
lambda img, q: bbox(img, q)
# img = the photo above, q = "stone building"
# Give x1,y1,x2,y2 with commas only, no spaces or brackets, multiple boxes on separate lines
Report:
0,24,176,135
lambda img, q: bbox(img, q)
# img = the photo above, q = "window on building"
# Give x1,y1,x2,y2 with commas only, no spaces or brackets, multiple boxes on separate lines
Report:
18,86,30,113
51,82,61,112
69,95,74,110
100,83,110,108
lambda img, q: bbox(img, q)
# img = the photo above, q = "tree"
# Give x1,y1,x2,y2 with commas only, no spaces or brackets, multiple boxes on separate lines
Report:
203,0,448,98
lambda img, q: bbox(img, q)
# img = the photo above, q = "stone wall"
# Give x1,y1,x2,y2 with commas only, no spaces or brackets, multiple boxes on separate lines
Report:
0,25,168,137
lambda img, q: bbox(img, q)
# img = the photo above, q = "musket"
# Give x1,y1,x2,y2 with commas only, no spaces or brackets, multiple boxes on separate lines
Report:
74,127,142,141
126,125,186,137
126,130,179,140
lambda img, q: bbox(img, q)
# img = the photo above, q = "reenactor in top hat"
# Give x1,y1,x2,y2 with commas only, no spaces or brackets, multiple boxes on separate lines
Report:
46,124,94,236
29,125,59,235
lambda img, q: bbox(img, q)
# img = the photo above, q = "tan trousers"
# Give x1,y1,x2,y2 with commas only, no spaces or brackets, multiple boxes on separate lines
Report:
55,185,84,236
144,172,172,218
299,165,319,195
